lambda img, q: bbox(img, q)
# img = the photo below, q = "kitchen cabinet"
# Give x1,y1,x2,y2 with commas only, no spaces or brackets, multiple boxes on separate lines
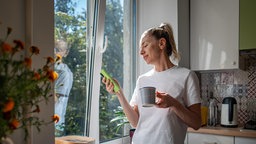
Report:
235,137,256,144
240,0,256,50
190,0,253,70
187,133,234,144
187,133,256,144
138,0,191,72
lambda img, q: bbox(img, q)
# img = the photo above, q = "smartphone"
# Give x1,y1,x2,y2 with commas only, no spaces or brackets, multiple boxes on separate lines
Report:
100,69,120,92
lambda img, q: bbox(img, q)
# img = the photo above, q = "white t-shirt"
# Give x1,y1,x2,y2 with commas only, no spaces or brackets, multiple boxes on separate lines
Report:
130,66,201,144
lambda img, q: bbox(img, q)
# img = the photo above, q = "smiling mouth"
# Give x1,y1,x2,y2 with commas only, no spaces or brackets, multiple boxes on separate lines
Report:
143,56,148,60
143,55,148,59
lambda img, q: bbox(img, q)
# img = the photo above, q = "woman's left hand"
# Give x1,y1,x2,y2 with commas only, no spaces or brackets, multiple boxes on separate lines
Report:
156,92,201,130
155,91,176,108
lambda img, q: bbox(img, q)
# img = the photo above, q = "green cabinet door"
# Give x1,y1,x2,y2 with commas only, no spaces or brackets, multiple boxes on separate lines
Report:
240,0,256,50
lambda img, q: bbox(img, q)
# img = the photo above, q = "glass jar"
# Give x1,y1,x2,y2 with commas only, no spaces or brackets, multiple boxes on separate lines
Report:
207,97,218,127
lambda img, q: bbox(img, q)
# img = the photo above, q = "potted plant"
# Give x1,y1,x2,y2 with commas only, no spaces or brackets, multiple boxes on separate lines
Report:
0,26,60,142
111,106,135,144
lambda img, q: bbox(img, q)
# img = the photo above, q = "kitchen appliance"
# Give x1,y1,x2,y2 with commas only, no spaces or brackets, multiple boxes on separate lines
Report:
221,97,238,127
207,94,218,126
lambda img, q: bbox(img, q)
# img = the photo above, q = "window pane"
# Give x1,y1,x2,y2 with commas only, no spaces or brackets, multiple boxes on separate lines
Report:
54,0,87,137
100,0,133,142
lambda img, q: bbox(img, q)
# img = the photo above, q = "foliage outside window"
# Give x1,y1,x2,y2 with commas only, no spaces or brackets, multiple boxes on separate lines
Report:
99,0,135,142
54,0,87,136
99,0,125,141
54,0,134,143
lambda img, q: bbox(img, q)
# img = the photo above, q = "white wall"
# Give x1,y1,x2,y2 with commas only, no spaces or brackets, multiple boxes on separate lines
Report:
137,0,178,75
0,0,54,143
136,0,190,75
0,0,25,42
29,1,54,143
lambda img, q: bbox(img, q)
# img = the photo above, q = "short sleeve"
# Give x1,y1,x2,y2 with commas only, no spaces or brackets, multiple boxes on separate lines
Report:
184,71,201,106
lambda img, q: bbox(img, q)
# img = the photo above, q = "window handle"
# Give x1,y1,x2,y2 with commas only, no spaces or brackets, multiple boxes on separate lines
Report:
100,35,108,53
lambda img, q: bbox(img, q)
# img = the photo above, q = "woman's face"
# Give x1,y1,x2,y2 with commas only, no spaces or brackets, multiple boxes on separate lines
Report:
55,47,68,57
139,34,161,65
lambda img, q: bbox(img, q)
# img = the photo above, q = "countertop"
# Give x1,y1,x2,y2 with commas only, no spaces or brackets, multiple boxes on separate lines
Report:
187,126,256,138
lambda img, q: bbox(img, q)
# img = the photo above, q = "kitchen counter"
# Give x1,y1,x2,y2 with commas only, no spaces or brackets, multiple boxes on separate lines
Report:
187,126,256,138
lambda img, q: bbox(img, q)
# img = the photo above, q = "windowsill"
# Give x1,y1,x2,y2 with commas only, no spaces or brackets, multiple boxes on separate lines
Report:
101,136,130,144
55,135,95,144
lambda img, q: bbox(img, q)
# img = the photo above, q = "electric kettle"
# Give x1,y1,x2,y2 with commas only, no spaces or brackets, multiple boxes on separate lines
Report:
221,97,238,127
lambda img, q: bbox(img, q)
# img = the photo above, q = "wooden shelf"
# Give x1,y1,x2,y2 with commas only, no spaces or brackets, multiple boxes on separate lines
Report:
55,135,95,144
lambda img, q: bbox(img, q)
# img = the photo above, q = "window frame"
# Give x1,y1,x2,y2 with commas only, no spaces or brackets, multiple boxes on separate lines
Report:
86,0,137,144
86,0,107,143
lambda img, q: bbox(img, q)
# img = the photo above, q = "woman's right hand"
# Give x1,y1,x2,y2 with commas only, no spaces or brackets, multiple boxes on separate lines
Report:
102,77,120,94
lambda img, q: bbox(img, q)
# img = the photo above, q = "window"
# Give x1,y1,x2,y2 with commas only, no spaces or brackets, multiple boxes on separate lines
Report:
54,0,136,143
54,0,87,136
99,0,135,142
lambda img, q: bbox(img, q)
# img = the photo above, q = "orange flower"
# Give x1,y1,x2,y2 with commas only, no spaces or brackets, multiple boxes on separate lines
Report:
47,70,58,82
13,40,24,50
53,71,59,80
43,65,50,72
1,42,12,53
55,54,62,61
9,118,19,129
2,98,15,112
24,57,32,68
52,114,60,123
33,72,41,80
46,56,55,64
30,46,40,55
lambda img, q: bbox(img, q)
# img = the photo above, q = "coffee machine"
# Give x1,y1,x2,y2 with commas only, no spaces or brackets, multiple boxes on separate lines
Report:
221,97,238,127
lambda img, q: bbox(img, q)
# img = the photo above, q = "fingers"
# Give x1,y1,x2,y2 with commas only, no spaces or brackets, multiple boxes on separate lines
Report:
156,91,167,98
102,77,107,84
155,91,171,108
155,92,164,106
102,77,115,93
102,77,110,85
106,82,114,92
155,97,163,105
112,78,120,88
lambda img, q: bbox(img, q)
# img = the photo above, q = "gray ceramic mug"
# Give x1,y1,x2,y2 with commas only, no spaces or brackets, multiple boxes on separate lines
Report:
140,87,156,107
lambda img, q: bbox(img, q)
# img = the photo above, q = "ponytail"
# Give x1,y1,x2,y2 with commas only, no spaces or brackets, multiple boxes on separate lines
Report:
159,23,180,62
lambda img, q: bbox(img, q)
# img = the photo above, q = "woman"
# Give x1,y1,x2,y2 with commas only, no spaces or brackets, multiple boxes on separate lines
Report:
54,39,73,134
102,23,201,144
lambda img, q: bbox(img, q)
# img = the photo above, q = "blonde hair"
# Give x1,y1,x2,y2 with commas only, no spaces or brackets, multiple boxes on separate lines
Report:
141,23,180,62
55,39,69,57
55,39,68,51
